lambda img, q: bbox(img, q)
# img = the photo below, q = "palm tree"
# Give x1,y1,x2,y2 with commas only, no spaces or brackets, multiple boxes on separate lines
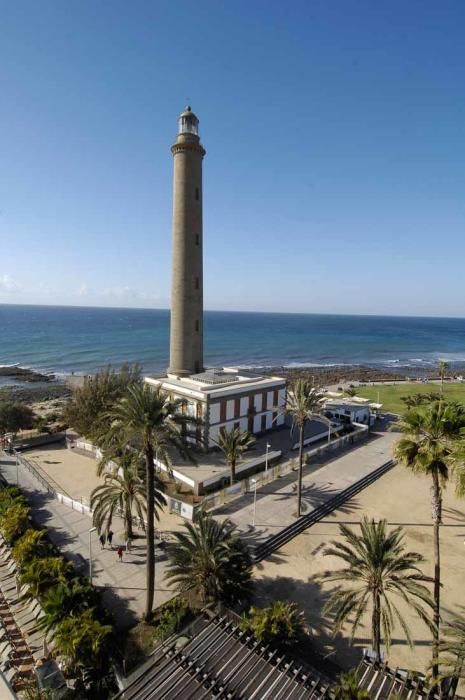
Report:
436,609,465,683
438,360,450,395
216,427,255,485
90,454,162,539
104,381,196,620
321,517,434,663
284,379,326,517
39,579,100,637
393,402,465,678
165,509,252,606
333,671,370,700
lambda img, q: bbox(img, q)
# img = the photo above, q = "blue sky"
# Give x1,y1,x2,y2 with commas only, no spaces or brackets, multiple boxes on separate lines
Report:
1,0,465,316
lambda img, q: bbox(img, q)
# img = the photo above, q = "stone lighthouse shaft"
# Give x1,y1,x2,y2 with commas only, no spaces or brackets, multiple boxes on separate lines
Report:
168,106,206,377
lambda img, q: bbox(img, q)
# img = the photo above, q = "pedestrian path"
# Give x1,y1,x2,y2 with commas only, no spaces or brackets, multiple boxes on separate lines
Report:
212,429,399,550
0,452,177,628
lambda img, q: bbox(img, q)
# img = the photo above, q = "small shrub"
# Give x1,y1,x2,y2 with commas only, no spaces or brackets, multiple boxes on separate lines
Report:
19,556,73,597
153,597,190,642
12,528,48,566
0,503,31,544
54,608,113,669
0,401,34,434
241,601,305,645
0,486,27,515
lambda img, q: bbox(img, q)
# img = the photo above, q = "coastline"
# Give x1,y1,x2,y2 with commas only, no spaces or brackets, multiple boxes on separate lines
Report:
1,361,457,405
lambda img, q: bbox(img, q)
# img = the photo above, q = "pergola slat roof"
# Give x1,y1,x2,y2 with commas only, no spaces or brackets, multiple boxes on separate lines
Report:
356,655,456,700
117,613,331,700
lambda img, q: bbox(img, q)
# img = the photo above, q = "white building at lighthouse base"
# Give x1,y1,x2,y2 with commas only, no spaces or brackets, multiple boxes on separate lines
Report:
144,367,286,448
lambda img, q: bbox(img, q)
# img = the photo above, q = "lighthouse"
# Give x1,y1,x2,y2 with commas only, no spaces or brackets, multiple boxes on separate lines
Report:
145,107,286,492
167,106,206,377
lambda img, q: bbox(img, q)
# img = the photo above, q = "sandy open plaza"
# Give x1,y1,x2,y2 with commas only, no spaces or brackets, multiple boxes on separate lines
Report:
253,462,465,676
22,443,186,534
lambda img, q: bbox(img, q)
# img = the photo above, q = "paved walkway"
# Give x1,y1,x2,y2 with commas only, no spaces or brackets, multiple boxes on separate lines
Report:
212,426,398,549
0,425,398,629
0,451,181,628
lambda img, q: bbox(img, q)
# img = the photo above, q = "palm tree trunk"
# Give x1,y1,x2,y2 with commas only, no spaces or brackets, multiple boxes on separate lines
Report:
125,500,133,540
144,443,155,621
372,590,381,662
297,422,304,517
230,459,236,486
431,471,442,681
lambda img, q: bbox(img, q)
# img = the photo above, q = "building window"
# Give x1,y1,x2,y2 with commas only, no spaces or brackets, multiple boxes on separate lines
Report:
234,398,240,419
273,389,278,406
195,320,199,332
195,187,199,200
262,391,267,410
195,277,199,290
195,234,200,246
261,414,267,432
220,401,226,423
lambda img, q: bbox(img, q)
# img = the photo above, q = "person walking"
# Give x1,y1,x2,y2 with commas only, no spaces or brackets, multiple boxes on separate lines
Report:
117,545,123,562
126,538,131,552
99,533,106,549
107,530,114,548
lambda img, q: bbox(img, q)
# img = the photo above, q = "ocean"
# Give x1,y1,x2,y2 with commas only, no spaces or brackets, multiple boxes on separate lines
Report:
1,304,465,378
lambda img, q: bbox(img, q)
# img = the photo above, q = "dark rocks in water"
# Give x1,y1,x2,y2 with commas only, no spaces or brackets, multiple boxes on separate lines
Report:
0,366,55,382
261,365,427,386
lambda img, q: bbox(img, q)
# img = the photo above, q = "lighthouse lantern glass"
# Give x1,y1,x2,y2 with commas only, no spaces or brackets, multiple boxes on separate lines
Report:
178,114,199,136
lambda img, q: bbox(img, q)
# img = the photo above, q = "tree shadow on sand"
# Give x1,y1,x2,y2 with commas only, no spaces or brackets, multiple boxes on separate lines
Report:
253,574,363,675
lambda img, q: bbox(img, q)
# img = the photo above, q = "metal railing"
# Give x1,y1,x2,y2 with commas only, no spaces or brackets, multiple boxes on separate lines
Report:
202,425,369,511
15,451,73,500
253,459,396,562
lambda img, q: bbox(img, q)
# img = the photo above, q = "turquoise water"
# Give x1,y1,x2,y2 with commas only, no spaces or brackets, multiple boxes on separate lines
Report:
1,304,465,376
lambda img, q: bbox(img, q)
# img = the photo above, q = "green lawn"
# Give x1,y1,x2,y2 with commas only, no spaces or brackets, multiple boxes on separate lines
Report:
355,382,465,414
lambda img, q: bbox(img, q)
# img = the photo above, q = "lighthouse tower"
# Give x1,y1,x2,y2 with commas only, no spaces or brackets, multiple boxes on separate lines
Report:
167,106,206,377
145,107,287,488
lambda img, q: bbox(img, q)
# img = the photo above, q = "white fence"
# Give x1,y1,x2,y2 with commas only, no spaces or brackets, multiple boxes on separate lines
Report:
56,492,92,517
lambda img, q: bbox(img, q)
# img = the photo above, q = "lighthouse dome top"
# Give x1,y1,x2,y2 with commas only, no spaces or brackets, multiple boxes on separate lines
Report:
178,105,199,136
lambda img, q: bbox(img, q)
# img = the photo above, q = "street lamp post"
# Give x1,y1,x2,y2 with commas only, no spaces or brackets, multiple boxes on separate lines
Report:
265,442,271,477
251,478,257,528
89,527,97,583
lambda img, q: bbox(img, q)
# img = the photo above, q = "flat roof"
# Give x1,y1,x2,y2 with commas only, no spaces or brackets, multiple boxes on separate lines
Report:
145,368,286,399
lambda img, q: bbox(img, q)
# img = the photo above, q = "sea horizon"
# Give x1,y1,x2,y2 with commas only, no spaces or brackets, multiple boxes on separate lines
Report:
1,301,465,321
1,303,465,380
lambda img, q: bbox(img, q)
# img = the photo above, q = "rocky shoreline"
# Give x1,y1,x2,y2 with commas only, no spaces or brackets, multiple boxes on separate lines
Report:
0,366,71,404
0,366,55,383
0,361,459,404
261,364,437,386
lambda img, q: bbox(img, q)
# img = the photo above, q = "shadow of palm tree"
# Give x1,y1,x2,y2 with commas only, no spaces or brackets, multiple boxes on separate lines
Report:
253,574,362,675
443,505,465,522
100,585,138,629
